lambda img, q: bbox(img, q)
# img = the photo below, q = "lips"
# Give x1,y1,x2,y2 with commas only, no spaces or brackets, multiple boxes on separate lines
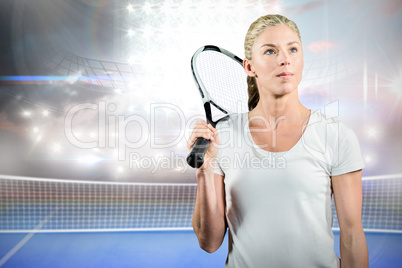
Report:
277,72,293,78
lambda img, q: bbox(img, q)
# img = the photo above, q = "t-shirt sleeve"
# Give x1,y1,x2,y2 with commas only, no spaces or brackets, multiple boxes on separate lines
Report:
214,158,224,176
331,122,365,176
213,119,227,177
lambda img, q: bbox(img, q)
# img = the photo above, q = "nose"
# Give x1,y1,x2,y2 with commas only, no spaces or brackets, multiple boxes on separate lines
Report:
278,52,290,66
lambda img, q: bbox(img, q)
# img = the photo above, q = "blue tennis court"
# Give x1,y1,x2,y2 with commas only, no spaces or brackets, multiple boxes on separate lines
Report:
0,174,401,267
0,231,401,267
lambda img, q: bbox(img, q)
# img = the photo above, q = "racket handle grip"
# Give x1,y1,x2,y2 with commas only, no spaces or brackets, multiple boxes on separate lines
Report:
186,138,211,168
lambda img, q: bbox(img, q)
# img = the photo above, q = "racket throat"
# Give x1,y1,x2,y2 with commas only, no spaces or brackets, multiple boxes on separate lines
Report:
204,102,215,127
204,102,229,127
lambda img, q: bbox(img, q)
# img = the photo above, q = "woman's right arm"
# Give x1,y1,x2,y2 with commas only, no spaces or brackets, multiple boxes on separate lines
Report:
188,121,227,253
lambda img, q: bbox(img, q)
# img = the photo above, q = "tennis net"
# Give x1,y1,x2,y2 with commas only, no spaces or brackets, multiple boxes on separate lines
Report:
0,174,401,233
0,175,196,232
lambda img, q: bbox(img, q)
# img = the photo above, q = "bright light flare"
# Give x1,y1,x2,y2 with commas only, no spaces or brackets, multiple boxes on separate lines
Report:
143,2,152,13
127,4,134,12
23,111,32,117
391,72,402,97
141,26,153,39
178,1,192,14
161,2,172,14
308,41,334,53
117,166,124,173
368,128,377,139
366,125,382,140
78,155,103,165
127,56,135,65
272,3,282,13
175,166,186,173
161,25,174,40
175,141,186,150
42,110,49,117
52,143,62,152
364,153,377,167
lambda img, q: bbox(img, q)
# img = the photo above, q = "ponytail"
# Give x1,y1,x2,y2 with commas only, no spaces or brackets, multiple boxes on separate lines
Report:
247,76,259,111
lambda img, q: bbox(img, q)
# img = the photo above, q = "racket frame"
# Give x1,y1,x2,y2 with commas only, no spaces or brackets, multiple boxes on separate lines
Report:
187,45,245,168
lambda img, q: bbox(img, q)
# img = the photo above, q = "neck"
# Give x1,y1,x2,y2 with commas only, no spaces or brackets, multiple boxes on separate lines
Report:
249,90,309,128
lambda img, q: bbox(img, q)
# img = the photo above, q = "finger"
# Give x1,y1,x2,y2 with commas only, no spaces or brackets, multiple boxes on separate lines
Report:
192,123,213,136
206,123,216,132
195,120,207,127
187,127,214,149
191,129,214,142
206,124,219,140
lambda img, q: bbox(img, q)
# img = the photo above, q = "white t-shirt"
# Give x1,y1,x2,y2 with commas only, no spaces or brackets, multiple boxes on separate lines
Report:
214,110,364,268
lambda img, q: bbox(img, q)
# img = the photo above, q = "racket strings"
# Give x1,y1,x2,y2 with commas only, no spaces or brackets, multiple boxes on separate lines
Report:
195,51,249,115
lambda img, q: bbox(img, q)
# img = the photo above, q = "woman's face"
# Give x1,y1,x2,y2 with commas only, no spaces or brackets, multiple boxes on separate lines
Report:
247,25,303,98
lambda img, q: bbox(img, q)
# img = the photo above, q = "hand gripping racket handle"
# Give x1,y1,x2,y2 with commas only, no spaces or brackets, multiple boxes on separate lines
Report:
186,138,211,168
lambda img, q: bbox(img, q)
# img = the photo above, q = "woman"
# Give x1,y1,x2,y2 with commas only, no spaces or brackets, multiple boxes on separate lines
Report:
188,14,368,267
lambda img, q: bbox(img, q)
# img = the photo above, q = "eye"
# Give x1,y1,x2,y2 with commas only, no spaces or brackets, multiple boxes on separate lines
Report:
290,47,298,53
264,49,275,55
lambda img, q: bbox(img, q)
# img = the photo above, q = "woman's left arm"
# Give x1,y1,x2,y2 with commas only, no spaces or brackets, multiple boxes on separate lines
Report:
332,170,369,268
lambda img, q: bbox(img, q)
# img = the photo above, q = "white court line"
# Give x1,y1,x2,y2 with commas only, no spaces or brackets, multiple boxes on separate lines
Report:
0,232,36,267
0,209,56,267
0,227,194,234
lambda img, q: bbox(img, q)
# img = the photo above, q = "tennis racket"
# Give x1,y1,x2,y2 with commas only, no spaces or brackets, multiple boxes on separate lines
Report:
186,45,249,168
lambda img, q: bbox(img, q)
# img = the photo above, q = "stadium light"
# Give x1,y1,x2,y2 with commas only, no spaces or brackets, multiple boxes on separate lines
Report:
368,128,377,139
392,71,402,97
52,143,62,152
127,4,134,12
142,26,152,39
78,155,103,165
143,2,152,14
127,56,135,65
117,166,124,173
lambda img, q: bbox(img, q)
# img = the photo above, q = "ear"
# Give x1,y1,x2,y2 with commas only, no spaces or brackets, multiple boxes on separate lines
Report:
243,58,256,77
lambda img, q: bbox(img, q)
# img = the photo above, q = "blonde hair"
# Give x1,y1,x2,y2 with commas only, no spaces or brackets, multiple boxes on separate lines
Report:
244,14,301,110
